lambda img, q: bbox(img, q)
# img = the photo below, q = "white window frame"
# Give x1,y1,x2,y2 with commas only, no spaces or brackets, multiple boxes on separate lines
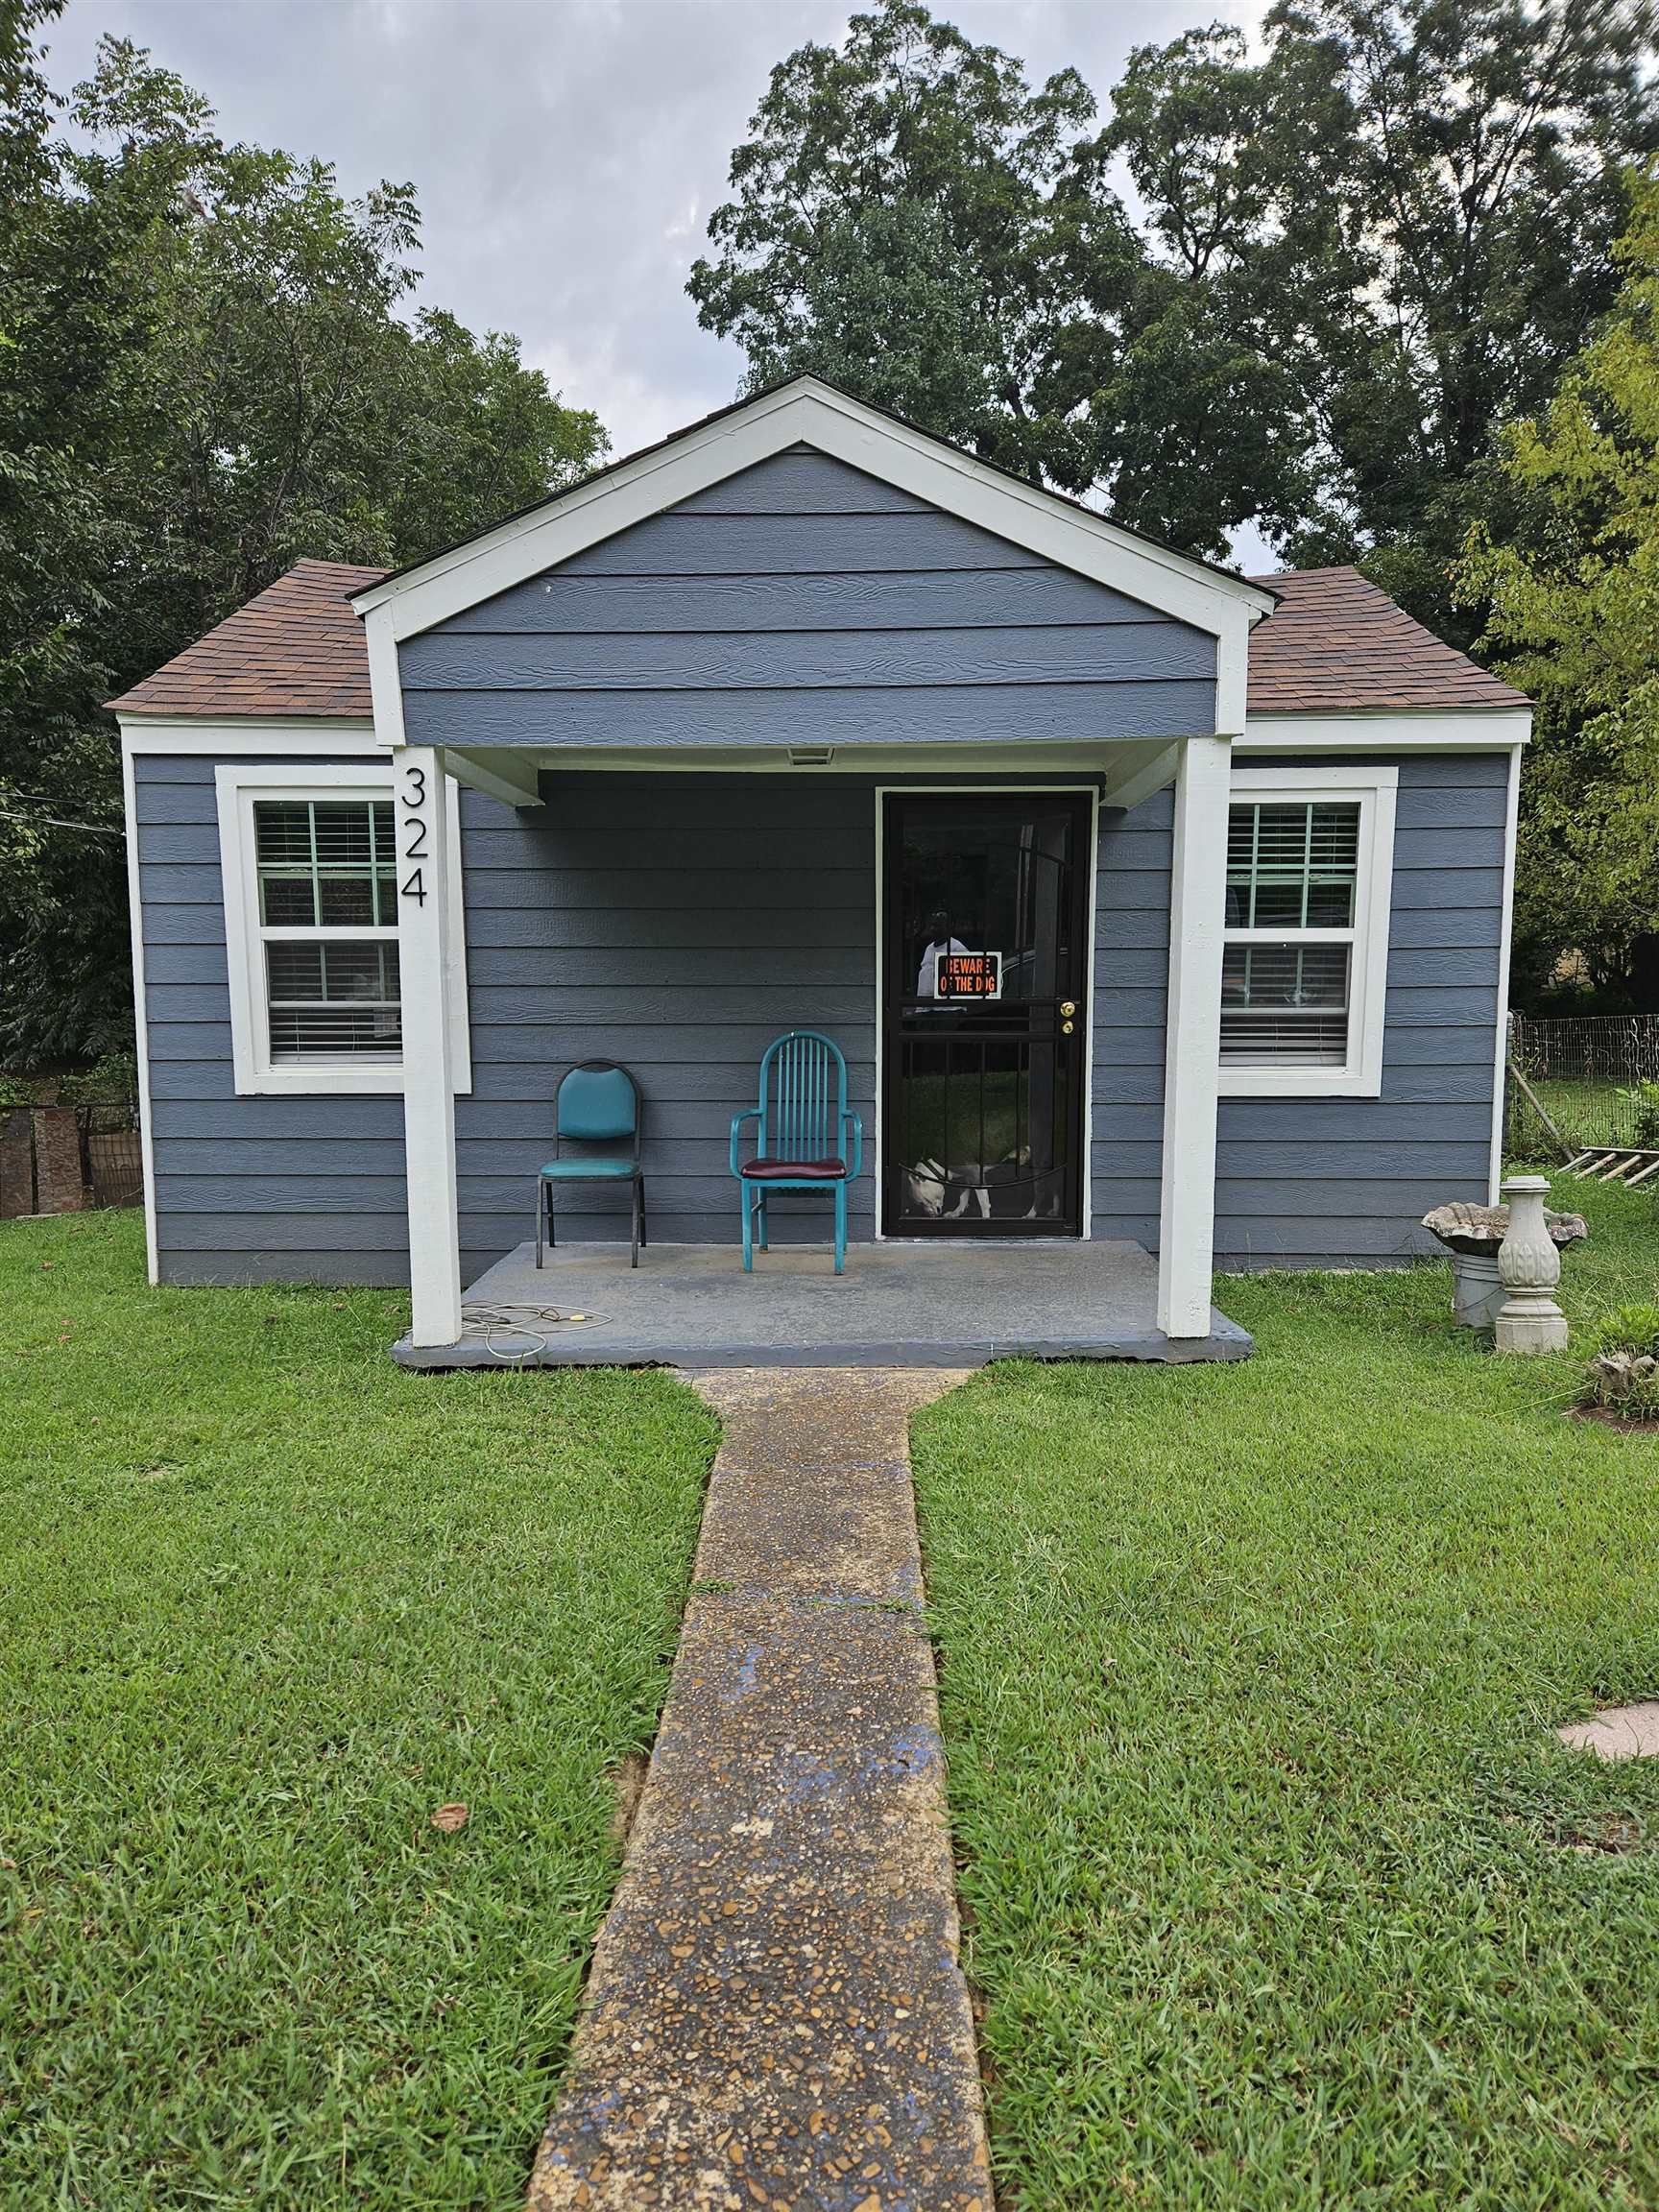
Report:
215,762,470,1096
1219,763,1397,1099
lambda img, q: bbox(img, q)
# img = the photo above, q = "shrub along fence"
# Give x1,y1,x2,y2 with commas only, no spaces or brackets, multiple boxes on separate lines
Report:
1506,1013,1659,1157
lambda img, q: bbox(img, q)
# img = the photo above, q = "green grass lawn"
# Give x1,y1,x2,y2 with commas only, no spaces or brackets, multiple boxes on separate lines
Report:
0,1210,715,2210
913,1177,1659,2210
1509,1071,1659,1155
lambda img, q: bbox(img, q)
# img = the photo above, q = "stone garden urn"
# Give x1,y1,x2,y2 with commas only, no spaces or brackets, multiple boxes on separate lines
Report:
1421,1191,1586,1334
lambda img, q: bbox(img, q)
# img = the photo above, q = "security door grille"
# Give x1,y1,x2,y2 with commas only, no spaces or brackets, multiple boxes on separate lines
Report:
882,793,1089,1237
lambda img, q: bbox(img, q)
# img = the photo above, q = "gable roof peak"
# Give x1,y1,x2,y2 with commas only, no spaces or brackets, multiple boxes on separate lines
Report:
352,373,1275,646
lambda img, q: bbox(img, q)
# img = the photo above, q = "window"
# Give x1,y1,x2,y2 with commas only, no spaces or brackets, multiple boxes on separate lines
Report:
216,764,469,1095
255,799,401,1063
1219,766,1396,1097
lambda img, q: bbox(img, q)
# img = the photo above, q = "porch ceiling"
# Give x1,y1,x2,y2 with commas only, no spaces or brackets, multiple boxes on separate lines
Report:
391,1238,1252,1371
441,735,1182,811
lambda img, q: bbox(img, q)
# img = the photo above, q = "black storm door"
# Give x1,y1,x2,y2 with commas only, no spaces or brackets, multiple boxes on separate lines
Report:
882,792,1090,1238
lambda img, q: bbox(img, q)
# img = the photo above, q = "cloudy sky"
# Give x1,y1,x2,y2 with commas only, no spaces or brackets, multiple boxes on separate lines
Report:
40,0,1270,467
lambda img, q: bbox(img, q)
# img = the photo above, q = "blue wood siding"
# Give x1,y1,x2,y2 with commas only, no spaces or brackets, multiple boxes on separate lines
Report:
132,753,409,1286
454,773,876,1271
1213,752,1506,1266
397,447,1217,751
1091,754,1506,1268
1091,790,1172,1247
134,749,1506,1286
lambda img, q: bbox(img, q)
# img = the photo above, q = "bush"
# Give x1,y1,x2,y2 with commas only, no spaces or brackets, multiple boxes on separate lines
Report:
1617,1077,1659,1148
1581,1301,1659,1419
58,1052,138,1108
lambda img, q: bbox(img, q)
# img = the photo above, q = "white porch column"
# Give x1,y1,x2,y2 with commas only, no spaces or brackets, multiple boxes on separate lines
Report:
1158,733,1232,1337
396,746,463,1347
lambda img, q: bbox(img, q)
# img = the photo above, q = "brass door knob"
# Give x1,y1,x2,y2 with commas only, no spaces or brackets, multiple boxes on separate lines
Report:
1060,999,1076,1017
1061,1020,1074,1035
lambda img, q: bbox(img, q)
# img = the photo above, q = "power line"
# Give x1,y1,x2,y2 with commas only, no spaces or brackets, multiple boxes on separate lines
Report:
0,805,122,836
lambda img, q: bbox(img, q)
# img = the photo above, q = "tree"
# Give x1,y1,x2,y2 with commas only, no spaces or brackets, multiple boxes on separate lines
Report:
688,0,1100,487
1457,165,1659,1006
695,0,1656,611
1109,0,1657,630
0,27,606,1065
689,0,1312,553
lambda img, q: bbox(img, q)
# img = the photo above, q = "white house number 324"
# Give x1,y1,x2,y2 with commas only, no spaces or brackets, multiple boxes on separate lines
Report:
399,762,431,906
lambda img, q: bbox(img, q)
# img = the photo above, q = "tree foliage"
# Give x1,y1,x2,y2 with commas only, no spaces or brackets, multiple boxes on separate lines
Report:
0,21,605,1064
687,0,1308,553
1458,166,1659,1005
693,0,1656,616
1164,0,1658,630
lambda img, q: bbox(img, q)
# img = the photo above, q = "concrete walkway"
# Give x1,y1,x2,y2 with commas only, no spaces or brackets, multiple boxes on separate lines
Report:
526,1368,992,2212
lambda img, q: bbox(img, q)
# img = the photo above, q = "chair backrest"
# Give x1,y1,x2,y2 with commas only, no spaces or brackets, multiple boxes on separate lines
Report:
557,1062,639,1145
756,1031,849,1162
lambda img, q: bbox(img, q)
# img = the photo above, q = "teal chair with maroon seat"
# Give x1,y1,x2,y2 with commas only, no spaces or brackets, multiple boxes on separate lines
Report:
729,1030,863,1273
537,1061,645,1268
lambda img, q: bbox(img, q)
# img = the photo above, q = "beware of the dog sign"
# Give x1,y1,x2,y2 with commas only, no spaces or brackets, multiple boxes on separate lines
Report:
935,950,1002,1000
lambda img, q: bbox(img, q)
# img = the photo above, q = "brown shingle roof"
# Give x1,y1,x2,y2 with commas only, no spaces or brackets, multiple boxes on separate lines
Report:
1245,564,1527,712
108,554,1527,723
106,559,387,718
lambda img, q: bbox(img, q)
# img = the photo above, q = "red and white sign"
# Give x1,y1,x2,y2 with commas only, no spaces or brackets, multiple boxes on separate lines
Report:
934,950,1002,1000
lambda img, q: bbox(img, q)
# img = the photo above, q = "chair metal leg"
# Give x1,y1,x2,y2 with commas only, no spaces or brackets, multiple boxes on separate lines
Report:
757,1192,768,1251
536,1178,544,1268
741,1186,754,1271
630,1178,640,1269
834,1183,846,1273
638,1177,647,1250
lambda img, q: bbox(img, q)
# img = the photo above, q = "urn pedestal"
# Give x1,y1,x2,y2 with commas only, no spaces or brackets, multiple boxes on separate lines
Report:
1494,1175,1570,1355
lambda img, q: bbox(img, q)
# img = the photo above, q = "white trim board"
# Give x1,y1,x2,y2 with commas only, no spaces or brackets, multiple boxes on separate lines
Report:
1489,742,1525,1203
1158,734,1232,1336
1239,709,1530,753
121,744,160,1286
213,761,470,1096
872,781,1100,1243
120,715,381,757
1220,763,1398,1101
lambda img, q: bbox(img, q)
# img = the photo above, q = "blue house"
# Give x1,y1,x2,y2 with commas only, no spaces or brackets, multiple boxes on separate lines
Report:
111,378,1528,1358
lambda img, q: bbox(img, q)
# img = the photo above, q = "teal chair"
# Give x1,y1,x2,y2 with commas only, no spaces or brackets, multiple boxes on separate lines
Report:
537,1061,645,1268
729,1030,863,1273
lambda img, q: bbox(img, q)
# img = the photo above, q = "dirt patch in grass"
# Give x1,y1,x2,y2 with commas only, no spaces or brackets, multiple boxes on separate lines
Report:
1569,1403,1659,1435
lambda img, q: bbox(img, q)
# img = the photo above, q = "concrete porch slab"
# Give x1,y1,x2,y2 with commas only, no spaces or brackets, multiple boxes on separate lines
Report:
392,1237,1252,1369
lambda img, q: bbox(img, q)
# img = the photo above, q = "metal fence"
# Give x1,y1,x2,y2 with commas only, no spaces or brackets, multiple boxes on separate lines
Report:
80,1105,143,1208
1506,1013,1659,1154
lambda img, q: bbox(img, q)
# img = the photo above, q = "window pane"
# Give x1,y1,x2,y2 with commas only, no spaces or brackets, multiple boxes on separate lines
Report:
260,875,316,926
264,918,400,1064
254,803,316,867
254,799,394,931
1226,800,1358,930
317,873,377,926
1220,942,1351,1066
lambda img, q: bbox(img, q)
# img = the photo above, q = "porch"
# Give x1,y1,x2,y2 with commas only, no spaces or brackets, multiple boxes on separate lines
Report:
390,1236,1251,1370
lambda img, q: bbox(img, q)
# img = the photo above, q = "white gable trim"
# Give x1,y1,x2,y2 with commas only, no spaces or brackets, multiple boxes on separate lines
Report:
351,383,1273,709
119,714,381,757
1238,709,1531,752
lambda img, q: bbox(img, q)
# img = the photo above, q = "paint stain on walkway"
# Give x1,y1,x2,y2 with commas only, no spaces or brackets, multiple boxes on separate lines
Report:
526,1367,991,2212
